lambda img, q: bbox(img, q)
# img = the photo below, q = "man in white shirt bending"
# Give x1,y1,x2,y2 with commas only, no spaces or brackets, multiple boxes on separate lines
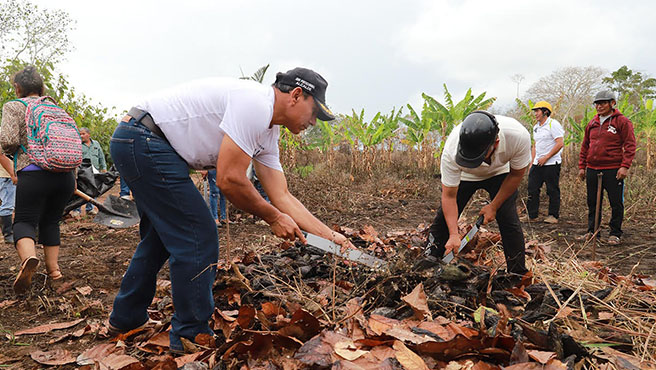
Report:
420,111,532,276
107,67,350,354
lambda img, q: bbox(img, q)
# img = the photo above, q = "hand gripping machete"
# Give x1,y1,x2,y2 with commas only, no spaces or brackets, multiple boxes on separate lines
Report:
442,215,484,263
302,232,388,269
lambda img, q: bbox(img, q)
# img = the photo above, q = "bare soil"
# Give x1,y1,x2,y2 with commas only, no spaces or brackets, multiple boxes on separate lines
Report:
0,170,654,368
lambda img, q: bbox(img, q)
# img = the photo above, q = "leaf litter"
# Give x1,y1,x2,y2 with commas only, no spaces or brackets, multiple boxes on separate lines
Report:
11,222,656,369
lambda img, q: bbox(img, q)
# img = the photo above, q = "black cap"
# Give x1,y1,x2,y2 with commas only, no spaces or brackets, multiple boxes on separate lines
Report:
455,111,499,168
275,67,335,121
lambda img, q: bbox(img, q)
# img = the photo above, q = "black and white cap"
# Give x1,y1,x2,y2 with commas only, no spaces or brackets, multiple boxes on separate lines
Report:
275,67,335,121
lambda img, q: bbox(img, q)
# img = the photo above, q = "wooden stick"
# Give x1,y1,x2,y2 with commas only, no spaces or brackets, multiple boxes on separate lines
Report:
593,172,603,260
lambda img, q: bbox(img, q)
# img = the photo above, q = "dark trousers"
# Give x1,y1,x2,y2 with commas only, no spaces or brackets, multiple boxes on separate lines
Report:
14,170,75,245
427,173,527,274
527,163,561,218
586,168,624,237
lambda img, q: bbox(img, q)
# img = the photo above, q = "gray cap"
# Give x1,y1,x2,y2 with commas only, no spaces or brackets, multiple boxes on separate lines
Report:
594,90,616,103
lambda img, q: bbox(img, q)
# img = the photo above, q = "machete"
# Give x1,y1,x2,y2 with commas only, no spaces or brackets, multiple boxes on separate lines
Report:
302,232,388,269
442,215,484,263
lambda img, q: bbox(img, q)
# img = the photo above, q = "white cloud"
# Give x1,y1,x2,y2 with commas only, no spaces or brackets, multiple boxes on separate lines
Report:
27,0,656,118
394,0,655,108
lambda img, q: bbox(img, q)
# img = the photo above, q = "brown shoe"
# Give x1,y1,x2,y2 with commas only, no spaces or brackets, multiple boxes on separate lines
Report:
13,256,40,295
105,318,149,337
607,236,621,245
544,215,558,224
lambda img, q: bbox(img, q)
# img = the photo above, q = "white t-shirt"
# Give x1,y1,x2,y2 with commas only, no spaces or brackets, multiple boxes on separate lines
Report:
532,117,564,165
441,115,532,187
135,78,282,171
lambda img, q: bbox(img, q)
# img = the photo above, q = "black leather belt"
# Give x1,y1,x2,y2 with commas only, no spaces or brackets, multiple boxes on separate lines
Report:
125,107,168,143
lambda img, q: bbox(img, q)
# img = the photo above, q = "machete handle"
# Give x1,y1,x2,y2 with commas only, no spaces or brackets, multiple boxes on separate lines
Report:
475,215,484,227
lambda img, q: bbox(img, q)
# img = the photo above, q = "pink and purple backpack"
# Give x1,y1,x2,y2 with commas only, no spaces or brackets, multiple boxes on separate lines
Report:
14,96,83,172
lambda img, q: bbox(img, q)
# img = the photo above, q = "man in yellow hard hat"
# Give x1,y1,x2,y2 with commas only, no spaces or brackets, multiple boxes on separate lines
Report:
526,101,563,224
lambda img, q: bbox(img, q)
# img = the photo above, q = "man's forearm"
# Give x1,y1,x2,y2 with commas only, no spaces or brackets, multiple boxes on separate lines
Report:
273,193,334,240
220,176,280,224
441,186,460,237
543,138,564,161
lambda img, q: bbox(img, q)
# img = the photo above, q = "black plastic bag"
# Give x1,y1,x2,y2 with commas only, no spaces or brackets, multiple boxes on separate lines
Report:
63,159,119,214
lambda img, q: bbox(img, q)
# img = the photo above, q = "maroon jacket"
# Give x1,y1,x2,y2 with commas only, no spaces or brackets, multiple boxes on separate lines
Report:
579,109,636,170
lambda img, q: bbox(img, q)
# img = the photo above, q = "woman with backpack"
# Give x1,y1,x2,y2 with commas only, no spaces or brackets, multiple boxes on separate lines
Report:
0,66,79,294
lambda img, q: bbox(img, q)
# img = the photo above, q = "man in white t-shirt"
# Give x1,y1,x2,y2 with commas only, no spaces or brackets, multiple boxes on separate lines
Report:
421,111,531,276
107,67,351,354
527,101,564,224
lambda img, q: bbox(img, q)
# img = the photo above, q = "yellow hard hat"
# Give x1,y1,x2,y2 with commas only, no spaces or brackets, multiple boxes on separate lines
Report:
532,101,553,113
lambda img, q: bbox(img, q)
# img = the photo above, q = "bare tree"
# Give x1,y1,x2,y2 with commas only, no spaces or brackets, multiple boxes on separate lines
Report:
525,66,606,122
510,74,525,99
0,0,75,65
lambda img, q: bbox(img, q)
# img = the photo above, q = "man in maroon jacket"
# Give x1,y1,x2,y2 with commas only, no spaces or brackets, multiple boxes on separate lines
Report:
577,91,636,245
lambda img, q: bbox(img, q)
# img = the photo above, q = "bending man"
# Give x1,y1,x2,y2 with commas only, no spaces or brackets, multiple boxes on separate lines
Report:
108,67,351,353
422,111,531,275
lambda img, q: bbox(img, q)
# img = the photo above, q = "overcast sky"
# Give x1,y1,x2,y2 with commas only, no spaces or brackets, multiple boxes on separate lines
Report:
32,0,656,118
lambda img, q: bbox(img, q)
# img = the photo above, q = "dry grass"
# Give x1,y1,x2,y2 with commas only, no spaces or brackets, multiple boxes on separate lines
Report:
529,242,656,364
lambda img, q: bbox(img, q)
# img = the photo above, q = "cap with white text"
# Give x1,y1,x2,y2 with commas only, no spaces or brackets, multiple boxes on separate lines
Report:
275,67,335,121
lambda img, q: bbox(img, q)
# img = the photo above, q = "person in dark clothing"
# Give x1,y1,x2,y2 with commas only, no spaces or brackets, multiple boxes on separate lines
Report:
577,91,636,245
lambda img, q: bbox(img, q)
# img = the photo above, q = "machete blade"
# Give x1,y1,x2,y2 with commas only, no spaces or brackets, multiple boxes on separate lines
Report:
442,215,484,263
302,232,388,269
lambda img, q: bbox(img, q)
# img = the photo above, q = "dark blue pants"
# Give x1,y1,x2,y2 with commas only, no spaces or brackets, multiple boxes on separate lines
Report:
586,168,624,237
527,163,561,219
207,169,227,221
108,119,218,351
427,173,527,274
119,176,131,197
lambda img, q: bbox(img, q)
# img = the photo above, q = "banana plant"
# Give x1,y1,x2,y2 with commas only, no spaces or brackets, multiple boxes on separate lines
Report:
515,98,536,127
239,64,270,83
398,102,439,151
344,108,395,150
365,108,400,148
565,108,596,146
308,119,340,153
423,84,496,140
377,107,402,152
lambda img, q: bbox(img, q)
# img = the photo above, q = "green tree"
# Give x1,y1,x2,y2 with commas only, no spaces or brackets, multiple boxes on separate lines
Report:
1,61,118,165
603,65,656,106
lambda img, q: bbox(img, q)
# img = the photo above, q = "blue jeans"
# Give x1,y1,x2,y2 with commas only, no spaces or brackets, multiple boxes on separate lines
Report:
207,170,227,221
0,177,16,216
108,119,218,351
119,176,131,197
74,202,94,213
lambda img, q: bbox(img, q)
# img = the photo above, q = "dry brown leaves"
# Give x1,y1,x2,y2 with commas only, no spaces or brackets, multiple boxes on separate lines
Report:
14,225,656,369
15,318,84,336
